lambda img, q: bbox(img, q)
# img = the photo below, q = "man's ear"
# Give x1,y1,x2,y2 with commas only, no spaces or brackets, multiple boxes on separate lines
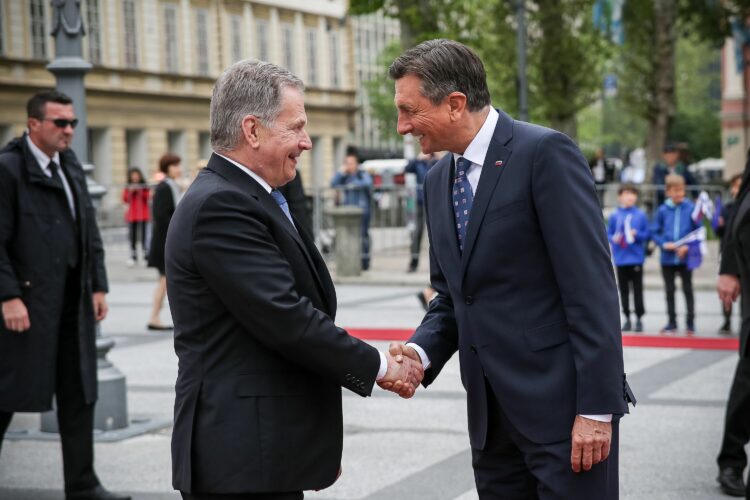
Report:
447,92,468,122
241,115,262,149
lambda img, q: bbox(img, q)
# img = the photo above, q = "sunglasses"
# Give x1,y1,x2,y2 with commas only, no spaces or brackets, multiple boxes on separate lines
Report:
43,118,79,129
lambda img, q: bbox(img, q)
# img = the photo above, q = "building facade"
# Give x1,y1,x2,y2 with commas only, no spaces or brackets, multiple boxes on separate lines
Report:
722,36,750,179
350,10,401,159
0,0,354,221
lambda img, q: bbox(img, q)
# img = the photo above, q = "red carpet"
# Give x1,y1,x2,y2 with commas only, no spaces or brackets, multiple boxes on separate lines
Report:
346,328,740,351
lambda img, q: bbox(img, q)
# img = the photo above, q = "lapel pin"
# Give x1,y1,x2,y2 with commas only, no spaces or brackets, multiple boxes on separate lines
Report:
495,160,503,167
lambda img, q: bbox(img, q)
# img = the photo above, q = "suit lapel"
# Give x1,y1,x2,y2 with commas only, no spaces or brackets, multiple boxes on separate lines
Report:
207,154,333,313
460,111,514,276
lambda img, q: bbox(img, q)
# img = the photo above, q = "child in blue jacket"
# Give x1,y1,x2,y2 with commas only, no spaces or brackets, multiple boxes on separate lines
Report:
651,174,701,335
608,184,650,332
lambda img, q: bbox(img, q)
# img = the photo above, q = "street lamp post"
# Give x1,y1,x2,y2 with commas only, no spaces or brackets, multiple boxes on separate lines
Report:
40,0,129,434
515,0,529,122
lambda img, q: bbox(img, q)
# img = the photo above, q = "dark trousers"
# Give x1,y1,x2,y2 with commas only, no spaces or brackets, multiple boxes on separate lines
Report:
616,265,645,318
0,268,99,494
717,356,750,473
361,214,371,269
472,383,619,499
128,220,147,257
410,203,425,263
661,265,694,325
181,492,303,500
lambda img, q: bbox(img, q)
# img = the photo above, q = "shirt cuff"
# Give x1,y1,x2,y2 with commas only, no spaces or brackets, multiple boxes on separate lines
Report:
580,414,613,423
406,342,431,370
376,351,388,381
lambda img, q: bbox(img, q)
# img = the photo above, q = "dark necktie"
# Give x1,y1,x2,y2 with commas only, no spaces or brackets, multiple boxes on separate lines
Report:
270,189,295,229
48,160,63,187
453,157,474,252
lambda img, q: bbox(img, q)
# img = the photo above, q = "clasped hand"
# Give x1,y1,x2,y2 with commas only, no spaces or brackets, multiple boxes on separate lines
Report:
377,342,424,399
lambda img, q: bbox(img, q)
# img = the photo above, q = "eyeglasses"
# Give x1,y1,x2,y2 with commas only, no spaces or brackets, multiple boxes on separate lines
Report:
43,118,79,129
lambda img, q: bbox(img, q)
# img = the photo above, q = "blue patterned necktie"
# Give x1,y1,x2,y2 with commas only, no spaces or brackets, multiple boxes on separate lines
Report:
270,189,295,229
453,157,474,252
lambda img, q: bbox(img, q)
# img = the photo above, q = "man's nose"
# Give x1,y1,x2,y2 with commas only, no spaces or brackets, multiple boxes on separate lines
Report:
396,114,412,136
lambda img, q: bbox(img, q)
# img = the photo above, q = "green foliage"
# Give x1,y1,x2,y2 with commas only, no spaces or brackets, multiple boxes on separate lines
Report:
670,31,721,160
361,41,404,145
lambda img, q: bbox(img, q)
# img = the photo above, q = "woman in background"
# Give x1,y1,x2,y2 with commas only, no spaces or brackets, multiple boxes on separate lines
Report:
122,167,150,266
146,153,182,330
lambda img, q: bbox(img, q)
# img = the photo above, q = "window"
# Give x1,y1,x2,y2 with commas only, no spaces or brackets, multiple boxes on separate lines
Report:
196,9,209,75
85,0,102,64
255,20,269,61
164,4,178,73
281,23,294,72
230,15,242,62
123,0,138,68
30,0,46,59
306,28,317,86
329,29,340,87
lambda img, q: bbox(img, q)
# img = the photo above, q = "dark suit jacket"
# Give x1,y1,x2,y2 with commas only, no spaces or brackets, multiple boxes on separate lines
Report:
0,134,107,412
166,154,381,494
719,155,750,359
147,180,176,274
410,111,633,449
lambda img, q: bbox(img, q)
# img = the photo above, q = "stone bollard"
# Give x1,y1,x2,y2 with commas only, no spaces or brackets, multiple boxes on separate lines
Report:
327,206,364,277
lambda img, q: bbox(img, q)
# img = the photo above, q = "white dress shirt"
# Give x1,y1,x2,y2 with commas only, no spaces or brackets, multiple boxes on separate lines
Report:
216,153,389,381
26,135,76,218
407,109,611,423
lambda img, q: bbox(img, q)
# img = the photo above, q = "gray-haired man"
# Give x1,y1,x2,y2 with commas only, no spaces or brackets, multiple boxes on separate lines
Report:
165,60,423,499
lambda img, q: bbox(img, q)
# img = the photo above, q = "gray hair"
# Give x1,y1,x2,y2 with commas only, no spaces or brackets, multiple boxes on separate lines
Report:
210,59,305,152
389,39,490,112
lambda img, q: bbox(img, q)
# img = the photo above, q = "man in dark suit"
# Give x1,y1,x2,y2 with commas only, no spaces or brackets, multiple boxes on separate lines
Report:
716,154,750,498
166,60,422,500
0,91,129,500
383,40,635,498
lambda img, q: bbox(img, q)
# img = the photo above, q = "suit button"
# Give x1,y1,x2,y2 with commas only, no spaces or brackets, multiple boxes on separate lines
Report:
470,345,477,353
55,219,61,224
465,296,473,305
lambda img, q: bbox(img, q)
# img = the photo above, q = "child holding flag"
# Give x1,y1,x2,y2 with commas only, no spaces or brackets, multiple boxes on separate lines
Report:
608,184,650,332
651,174,703,335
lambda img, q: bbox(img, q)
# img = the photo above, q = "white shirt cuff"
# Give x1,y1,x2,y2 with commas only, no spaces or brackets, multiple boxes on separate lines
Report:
376,351,387,381
580,414,612,422
406,342,431,369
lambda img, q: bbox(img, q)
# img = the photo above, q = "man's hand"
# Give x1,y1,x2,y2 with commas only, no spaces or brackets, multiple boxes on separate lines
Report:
663,242,676,251
378,342,423,391
377,349,423,398
1,298,30,332
717,274,741,310
675,246,689,259
571,415,612,473
92,292,108,322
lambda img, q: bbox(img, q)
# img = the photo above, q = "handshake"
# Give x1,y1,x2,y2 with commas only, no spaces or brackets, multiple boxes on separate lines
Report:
377,343,424,399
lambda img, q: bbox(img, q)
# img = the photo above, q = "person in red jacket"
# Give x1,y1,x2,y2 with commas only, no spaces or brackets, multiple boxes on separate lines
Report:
122,167,150,266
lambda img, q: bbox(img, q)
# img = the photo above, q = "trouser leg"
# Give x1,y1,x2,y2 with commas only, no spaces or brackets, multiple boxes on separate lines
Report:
679,266,695,324
717,357,750,471
0,411,12,455
632,265,645,318
661,266,677,324
616,266,631,317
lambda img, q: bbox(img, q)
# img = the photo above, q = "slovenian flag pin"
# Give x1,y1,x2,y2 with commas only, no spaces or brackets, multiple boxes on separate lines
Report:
495,160,503,167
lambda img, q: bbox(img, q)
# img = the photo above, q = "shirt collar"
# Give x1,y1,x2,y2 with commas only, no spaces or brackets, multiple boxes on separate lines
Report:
26,134,60,172
452,107,499,167
215,152,272,194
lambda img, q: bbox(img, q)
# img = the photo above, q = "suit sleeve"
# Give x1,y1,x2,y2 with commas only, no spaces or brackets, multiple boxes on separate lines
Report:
532,131,628,415
407,171,460,386
191,191,381,396
720,198,743,277
0,162,21,302
88,201,109,293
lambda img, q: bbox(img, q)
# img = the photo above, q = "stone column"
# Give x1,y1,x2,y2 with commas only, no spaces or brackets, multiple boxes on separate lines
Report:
326,206,363,277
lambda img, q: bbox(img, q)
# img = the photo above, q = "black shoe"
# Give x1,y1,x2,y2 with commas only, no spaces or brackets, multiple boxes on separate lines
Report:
67,485,132,500
635,319,644,333
621,320,632,332
407,258,418,273
719,323,732,335
717,467,746,496
147,323,173,331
